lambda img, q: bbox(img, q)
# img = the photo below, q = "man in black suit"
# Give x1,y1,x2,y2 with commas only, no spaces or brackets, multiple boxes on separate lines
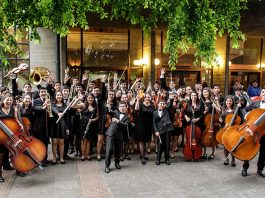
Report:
32,87,51,166
241,87,265,177
153,99,174,165
105,101,130,173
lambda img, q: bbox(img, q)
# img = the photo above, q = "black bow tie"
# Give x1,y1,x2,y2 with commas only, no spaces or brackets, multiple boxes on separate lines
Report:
120,113,125,115
261,101,265,103
158,110,163,112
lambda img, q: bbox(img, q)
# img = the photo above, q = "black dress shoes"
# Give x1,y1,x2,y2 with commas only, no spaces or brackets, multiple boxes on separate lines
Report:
155,160,160,165
0,176,4,182
3,166,14,170
16,172,27,177
257,170,265,177
142,159,146,165
241,169,248,177
105,167,110,173
165,161,171,165
115,164,121,169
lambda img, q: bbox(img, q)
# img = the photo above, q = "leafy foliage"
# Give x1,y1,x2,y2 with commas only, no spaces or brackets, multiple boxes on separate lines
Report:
0,0,247,69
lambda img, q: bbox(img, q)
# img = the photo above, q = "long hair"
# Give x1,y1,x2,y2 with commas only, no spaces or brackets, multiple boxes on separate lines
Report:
223,95,236,110
0,93,13,107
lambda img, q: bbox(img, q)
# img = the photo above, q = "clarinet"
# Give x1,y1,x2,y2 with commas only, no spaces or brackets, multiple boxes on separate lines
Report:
83,114,94,140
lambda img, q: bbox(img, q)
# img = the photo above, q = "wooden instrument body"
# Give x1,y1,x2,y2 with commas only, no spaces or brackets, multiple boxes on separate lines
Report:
0,118,46,173
183,123,202,160
216,113,241,144
222,108,265,161
201,112,219,147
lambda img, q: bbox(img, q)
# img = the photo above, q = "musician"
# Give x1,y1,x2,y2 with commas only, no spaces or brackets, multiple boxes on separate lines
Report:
0,94,24,182
247,80,260,97
201,87,217,159
212,84,225,105
241,88,265,177
153,97,174,165
18,94,34,134
12,81,39,100
233,85,247,109
105,101,130,173
185,86,193,101
135,93,155,165
47,81,61,99
170,92,184,158
32,87,51,166
49,91,69,164
120,93,132,161
119,79,127,94
62,86,74,159
219,96,241,167
184,91,206,139
80,93,98,161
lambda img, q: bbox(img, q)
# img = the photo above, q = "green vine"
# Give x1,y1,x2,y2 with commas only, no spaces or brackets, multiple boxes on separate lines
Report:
0,0,247,70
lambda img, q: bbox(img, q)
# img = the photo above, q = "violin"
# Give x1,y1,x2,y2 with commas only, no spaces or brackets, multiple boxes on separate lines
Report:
105,113,111,128
216,106,241,144
201,104,219,147
173,101,183,128
0,118,46,173
183,106,203,160
222,108,265,161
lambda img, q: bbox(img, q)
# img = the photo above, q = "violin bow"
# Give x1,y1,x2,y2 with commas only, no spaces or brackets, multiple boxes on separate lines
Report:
114,66,128,90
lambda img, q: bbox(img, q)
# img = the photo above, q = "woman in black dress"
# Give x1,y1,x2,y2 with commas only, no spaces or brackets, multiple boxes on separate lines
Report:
0,94,23,182
18,94,34,135
135,93,155,165
50,91,69,164
80,93,98,161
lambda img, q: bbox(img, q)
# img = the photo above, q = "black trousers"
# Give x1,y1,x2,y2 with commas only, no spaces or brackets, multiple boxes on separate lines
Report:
156,131,171,161
105,135,122,168
243,136,265,171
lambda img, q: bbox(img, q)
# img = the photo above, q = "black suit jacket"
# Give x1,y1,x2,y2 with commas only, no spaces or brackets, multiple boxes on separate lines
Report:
153,109,174,135
242,100,261,116
105,110,129,139
32,98,49,137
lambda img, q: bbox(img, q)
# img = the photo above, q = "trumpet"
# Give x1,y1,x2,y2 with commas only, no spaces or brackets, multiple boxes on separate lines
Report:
46,93,53,117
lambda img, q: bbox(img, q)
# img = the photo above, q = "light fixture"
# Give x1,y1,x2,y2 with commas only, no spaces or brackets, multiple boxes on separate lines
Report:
257,63,265,69
155,58,160,66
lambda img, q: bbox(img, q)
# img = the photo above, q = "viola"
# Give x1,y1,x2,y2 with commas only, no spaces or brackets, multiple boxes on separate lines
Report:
0,118,46,173
222,108,265,161
216,106,241,144
201,106,219,147
183,107,202,160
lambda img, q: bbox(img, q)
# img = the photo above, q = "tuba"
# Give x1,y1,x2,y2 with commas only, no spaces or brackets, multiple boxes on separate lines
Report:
29,67,51,85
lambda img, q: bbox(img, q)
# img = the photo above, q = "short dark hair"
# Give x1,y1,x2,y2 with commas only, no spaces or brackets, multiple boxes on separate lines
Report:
119,101,127,106
23,83,32,88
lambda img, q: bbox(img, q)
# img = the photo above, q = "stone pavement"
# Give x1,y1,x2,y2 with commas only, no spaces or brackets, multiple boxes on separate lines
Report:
1,146,265,198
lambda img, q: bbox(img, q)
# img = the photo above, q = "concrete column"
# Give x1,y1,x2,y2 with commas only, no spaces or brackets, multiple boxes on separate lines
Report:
29,28,58,80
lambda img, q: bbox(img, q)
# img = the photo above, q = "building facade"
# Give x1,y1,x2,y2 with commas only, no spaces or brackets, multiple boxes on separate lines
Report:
1,1,265,94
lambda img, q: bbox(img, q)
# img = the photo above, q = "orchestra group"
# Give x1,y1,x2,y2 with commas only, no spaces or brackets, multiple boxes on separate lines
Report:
1,66,265,183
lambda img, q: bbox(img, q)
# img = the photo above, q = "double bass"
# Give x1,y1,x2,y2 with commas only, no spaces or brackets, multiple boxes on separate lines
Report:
222,108,265,161
0,118,46,173
183,107,203,160
216,105,241,144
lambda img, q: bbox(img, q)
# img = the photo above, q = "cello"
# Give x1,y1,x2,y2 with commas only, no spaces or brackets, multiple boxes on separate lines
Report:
0,118,46,173
216,105,241,144
222,108,265,161
183,107,203,160
201,104,219,147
